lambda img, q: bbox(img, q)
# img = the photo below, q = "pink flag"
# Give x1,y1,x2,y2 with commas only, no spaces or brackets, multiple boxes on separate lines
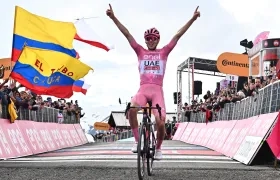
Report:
253,31,270,45
74,19,114,52
267,113,280,159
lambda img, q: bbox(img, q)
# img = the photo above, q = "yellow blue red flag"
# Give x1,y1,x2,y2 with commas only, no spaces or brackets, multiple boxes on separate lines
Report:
11,47,93,98
12,6,78,62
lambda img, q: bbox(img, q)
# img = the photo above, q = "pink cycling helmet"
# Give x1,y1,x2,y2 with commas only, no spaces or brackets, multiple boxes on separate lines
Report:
144,27,160,39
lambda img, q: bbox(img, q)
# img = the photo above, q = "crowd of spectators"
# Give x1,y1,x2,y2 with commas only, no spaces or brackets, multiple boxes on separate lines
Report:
94,128,131,141
165,117,178,140
182,62,278,122
0,79,84,123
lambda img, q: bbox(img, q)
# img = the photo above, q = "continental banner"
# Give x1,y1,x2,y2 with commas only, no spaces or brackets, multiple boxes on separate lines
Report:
0,58,15,80
216,52,259,77
94,122,110,131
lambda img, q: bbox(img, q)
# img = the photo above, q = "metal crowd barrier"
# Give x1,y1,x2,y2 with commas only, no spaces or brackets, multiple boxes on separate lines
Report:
97,129,136,143
182,80,280,123
0,106,79,124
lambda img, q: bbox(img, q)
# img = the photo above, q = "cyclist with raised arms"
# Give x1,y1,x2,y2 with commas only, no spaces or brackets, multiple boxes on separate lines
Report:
106,4,200,160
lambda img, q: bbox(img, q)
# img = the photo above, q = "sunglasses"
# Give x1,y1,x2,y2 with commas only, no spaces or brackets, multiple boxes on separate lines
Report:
145,36,158,41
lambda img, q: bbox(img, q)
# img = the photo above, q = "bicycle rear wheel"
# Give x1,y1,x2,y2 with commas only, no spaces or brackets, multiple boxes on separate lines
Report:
137,123,146,180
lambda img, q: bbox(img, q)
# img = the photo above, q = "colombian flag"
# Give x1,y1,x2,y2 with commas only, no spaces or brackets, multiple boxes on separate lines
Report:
12,6,113,62
12,6,78,62
11,47,93,98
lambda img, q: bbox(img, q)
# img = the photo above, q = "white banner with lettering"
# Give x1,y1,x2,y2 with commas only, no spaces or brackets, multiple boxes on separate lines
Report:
226,75,239,82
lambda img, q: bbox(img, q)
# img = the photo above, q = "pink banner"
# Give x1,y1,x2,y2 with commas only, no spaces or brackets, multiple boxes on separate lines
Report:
0,120,19,159
180,122,195,143
201,123,215,147
74,124,88,144
67,124,84,146
187,123,201,144
1,119,32,158
221,117,255,158
193,123,208,146
33,122,57,152
0,119,88,160
248,113,278,137
47,123,66,149
214,120,236,152
170,112,278,165
172,122,188,141
59,124,76,148
206,121,226,150
16,121,47,154
233,112,278,164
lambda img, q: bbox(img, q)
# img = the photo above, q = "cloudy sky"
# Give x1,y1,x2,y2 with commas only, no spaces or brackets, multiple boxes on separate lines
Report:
1,0,279,125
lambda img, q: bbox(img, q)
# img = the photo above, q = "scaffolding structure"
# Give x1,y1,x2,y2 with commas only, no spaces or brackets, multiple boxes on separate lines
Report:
176,57,226,121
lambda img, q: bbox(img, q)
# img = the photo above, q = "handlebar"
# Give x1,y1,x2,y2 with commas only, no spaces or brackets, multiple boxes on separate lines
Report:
124,102,162,119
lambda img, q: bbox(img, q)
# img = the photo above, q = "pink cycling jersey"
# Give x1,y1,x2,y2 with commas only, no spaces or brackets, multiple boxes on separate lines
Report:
130,38,177,86
129,38,177,119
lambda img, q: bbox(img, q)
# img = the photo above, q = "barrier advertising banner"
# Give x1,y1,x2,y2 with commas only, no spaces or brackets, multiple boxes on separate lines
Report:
172,122,188,141
187,123,201,144
1,119,32,158
206,121,225,150
33,122,57,152
214,120,237,153
192,123,207,146
180,122,196,143
47,123,65,149
172,112,280,165
16,121,47,155
0,120,87,160
74,124,88,144
201,123,215,147
234,112,278,165
221,118,255,158
67,124,84,146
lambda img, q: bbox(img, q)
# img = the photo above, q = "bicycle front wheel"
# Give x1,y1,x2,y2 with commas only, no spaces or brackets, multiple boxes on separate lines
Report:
137,124,146,180
147,124,155,176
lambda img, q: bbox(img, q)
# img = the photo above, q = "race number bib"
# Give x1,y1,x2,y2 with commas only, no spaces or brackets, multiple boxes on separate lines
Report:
139,60,164,75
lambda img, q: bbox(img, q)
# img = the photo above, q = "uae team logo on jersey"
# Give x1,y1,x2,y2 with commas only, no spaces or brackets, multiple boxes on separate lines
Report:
144,61,160,70
140,54,164,75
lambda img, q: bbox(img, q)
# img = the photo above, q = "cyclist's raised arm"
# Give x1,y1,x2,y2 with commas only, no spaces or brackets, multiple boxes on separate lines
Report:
172,6,200,43
106,4,139,50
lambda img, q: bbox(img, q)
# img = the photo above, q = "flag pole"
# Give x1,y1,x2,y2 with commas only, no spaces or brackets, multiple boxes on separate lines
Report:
9,6,18,86
75,16,99,21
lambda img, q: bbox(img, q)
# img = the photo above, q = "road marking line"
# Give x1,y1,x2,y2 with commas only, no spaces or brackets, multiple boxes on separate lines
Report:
14,155,232,161
2,159,240,163
55,147,208,152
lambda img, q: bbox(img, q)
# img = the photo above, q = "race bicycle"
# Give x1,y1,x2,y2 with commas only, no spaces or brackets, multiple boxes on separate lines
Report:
124,101,161,180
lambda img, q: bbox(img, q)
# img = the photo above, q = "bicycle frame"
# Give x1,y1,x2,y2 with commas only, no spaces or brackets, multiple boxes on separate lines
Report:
142,101,152,125
125,102,161,179
124,102,162,121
